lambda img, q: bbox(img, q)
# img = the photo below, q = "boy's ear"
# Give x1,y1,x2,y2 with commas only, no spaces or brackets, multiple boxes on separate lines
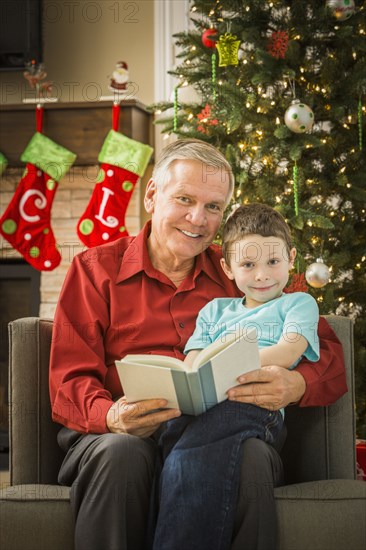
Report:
289,247,297,267
220,257,235,280
144,179,157,214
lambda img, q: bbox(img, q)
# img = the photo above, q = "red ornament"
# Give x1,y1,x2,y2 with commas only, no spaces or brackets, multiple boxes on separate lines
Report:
267,31,289,59
284,272,309,294
197,104,218,134
202,28,218,49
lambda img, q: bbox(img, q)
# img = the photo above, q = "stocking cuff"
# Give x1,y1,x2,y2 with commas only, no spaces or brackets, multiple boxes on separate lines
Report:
0,152,7,176
98,130,153,177
21,132,77,181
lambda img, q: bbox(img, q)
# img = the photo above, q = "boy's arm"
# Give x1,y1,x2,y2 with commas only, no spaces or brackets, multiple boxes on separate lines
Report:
228,318,347,410
260,334,308,369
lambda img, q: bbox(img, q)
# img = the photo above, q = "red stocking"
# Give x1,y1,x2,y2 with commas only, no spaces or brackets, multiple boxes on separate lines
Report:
77,104,153,247
0,116,76,271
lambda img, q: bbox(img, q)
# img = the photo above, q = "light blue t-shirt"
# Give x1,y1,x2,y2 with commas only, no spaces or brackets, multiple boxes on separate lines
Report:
184,292,320,367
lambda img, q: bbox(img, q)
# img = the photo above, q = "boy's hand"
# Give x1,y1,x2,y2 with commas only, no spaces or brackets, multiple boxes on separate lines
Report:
227,366,306,410
106,397,181,438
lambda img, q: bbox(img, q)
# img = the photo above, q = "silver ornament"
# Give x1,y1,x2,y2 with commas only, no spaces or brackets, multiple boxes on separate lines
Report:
284,100,314,133
326,0,355,21
305,259,330,288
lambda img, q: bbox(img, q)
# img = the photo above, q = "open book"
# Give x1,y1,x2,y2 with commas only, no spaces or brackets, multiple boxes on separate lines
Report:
115,327,260,416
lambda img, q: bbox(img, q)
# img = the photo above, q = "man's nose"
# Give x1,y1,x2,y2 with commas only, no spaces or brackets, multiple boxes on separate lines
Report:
186,206,207,226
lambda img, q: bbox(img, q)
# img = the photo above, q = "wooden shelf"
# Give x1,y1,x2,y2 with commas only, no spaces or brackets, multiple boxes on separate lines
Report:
0,100,154,166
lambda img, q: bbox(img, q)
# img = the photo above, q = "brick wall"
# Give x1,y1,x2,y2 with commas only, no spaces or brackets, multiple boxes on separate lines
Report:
0,167,144,318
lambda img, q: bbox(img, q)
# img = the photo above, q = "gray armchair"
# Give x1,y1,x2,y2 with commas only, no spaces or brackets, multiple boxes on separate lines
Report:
0,316,365,550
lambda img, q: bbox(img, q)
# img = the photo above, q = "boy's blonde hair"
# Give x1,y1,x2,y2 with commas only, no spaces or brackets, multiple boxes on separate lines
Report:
222,203,293,264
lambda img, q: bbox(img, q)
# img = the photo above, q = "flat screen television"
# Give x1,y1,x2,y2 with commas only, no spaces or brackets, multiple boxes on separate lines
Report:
0,0,42,71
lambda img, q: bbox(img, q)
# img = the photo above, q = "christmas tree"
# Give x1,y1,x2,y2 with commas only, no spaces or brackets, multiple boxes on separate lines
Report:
152,0,366,437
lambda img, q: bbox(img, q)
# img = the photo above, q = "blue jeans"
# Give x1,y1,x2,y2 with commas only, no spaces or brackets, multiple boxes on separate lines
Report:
150,401,284,550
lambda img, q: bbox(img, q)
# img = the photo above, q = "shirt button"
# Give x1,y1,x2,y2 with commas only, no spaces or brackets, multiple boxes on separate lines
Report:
179,322,185,328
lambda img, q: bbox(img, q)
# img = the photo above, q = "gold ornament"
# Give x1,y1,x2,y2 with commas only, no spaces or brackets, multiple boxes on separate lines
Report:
305,259,330,288
216,33,241,67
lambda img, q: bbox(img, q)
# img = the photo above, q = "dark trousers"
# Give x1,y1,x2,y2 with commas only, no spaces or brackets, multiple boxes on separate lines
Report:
151,402,284,550
57,416,285,550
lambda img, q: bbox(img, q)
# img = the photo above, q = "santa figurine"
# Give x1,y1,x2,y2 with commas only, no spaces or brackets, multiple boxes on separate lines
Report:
109,61,129,92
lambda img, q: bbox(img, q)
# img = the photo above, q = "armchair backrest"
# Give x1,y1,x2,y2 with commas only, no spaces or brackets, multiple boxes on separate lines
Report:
8,315,356,486
281,314,356,483
9,317,63,485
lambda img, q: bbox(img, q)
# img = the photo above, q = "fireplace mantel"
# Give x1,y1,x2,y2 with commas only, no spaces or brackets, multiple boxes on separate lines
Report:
0,100,154,166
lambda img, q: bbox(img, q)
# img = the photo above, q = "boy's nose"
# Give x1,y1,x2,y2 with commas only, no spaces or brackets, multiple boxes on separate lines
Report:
255,269,270,281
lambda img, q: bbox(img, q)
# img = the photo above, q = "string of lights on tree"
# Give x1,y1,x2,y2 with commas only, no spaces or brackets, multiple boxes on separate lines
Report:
153,0,365,311
152,0,366,435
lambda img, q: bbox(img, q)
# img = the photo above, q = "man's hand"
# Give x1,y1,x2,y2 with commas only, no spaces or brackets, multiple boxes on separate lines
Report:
106,397,181,438
227,366,306,410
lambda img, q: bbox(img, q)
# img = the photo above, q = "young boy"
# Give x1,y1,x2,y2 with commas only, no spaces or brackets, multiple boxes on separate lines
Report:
184,202,320,373
152,203,320,550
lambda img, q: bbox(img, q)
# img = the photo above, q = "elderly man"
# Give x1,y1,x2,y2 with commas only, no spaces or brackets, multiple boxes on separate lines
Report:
50,139,346,550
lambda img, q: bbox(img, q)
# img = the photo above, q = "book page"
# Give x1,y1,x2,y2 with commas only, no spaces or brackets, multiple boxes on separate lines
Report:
120,354,185,371
210,334,260,402
190,329,241,372
115,361,181,409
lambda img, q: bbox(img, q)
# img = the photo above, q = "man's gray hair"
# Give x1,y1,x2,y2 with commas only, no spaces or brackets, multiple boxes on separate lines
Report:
152,139,235,206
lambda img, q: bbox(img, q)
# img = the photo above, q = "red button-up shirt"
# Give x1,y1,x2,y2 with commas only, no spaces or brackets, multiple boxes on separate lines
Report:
49,222,347,433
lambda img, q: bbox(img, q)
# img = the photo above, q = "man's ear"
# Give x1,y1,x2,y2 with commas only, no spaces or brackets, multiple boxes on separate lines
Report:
220,257,235,280
144,179,157,214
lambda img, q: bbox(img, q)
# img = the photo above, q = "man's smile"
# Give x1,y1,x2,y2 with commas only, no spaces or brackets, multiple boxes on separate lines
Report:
179,229,202,238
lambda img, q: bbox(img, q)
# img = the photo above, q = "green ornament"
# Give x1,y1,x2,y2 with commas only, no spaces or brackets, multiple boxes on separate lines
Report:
43,228,50,234
122,181,134,192
2,219,17,235
79,219,94,235
96,169,105,183
47,179,56,191
29,246,40,258
119,226,126,232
